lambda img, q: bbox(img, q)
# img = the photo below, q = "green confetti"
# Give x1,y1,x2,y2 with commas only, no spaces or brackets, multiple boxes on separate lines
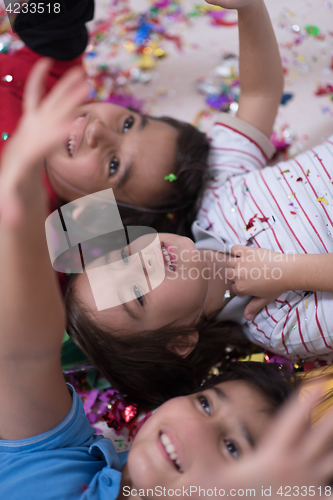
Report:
304,25,320,36
164,173,177,182
1,132,9,141
292,325,297,330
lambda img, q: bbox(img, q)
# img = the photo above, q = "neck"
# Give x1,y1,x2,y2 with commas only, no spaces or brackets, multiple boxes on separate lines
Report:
198,249,231,320
117,464,136,500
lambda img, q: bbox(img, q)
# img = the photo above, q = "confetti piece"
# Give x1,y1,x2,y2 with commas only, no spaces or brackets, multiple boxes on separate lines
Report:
259,216,269,223
246,214,258,230
281,169,290,174
317,197,329,205
290,211,297,215
1,132,9,140
280,93,294,105
292,325,297,329
305,25,320,36
305,301,308,309
306,170,310,175
164,173,177,182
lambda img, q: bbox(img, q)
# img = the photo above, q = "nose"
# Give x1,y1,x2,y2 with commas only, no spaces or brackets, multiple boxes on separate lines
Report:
142,242,160,269
85,119,120,149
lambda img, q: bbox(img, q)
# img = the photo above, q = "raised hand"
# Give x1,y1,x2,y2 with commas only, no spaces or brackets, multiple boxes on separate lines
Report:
236,386,333,498
0,58,88,226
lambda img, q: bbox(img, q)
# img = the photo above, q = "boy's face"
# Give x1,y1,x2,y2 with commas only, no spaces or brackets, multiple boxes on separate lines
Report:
76,233,211,334
127,380,274,493
45,103,178,206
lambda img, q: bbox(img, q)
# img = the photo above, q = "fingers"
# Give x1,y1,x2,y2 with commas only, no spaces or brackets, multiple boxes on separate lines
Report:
243,296,270,320
24,61,88,124
263,386,326,452
23,58,53,113
43,66,88,113
230,244,247,257
302,401,333,462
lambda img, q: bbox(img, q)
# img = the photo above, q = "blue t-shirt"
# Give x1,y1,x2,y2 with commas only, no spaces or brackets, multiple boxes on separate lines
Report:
0,385,128,500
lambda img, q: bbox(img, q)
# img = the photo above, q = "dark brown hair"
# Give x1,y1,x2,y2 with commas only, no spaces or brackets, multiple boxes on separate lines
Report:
198,361,296,412
117,116,210,238
65,281,250,410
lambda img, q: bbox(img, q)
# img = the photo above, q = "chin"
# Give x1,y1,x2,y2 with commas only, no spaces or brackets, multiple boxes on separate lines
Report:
127,448,160,491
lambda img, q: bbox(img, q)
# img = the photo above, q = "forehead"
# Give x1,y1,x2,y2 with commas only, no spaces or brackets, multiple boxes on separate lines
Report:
74,271,143,331
120,122,178,203
206,379,273,433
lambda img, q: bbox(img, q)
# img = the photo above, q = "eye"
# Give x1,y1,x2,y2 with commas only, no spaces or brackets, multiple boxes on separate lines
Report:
198,395,211,415
123,116,134,133
225,440,239,459
133,285,145,306
121,248,129,264
109,157,119,176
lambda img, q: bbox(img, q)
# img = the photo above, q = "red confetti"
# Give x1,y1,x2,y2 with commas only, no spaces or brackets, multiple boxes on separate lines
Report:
296,177,303,182
315,83,333,96
258,216,269,223
246,214,258,230
121,405,137,423
290,211,297,215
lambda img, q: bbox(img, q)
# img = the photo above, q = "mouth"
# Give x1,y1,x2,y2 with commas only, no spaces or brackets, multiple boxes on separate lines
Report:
161,242,176,272
67,115,88,157
159,431,183,473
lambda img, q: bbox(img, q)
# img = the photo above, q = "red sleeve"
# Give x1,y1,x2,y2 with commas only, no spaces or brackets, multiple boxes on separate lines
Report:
0,46,83,211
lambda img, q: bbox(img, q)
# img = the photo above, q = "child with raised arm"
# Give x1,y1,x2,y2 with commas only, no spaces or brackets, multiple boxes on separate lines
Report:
192,0,333,362
4,58,333,500
0,0,209,236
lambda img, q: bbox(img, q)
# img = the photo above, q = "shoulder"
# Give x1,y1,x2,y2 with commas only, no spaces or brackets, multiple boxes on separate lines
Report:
0,385,125,500
210,114,276,162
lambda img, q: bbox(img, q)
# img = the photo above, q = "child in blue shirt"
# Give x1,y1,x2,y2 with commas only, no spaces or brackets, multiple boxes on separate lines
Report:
1,56,333,500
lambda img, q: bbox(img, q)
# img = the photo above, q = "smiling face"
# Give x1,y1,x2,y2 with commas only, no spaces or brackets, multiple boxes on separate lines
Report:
45,103,179,206
126,380,274,492
75,232,210,334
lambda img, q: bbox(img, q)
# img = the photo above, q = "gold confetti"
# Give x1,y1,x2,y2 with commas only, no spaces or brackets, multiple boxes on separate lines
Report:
305,301,308,309
281,169,290,174
317,197,328,205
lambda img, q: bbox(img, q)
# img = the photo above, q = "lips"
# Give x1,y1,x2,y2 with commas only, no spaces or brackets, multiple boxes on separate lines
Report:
66,115,88,157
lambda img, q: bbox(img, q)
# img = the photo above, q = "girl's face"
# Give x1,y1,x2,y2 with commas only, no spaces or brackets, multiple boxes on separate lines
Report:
45,103,179,206
76,233,210,333
127,380,274,493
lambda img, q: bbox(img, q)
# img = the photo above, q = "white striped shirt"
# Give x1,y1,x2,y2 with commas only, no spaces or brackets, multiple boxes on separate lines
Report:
194,115,333,363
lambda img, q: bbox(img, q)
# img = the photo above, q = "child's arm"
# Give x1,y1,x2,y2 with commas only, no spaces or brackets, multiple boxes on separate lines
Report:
226,246,333,320
206,0,283,137
0,59,88,440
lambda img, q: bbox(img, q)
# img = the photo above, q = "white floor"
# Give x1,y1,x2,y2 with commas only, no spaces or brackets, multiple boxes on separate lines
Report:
87,0,333,155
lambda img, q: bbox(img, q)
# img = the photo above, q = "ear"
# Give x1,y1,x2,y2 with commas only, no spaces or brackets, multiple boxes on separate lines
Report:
167,331,199,358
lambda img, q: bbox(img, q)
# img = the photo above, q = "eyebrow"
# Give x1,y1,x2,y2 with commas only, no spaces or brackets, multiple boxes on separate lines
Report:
212,387,256,449
121,300,140,321
117,114,149,189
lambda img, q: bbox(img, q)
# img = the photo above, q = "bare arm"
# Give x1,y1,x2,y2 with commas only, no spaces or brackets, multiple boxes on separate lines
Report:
226,246,333,319
0,60,88,440
206,0,284,137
